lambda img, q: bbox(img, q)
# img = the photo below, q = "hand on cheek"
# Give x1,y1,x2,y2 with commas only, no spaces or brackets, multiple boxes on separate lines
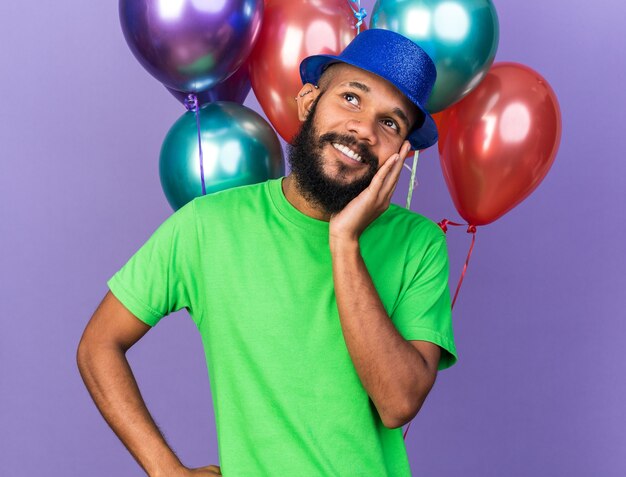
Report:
329,140,412,243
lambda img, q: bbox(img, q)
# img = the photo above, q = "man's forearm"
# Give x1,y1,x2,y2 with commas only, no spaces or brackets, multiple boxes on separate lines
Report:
330,238,434,428
76,342,183,477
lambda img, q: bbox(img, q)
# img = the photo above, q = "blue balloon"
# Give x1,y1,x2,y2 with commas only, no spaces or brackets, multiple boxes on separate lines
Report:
160,102,285,210
372,0,499,113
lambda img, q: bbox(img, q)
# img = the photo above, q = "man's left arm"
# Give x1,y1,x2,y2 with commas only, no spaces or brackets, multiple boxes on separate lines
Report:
330,238,440,429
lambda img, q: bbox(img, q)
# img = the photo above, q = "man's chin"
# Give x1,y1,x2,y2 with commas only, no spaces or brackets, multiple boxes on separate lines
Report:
321,167,365,186
320,155,372,184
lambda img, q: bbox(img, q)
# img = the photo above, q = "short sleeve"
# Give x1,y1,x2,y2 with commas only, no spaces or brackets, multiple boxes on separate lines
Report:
106,199,203,327
391,236,458,370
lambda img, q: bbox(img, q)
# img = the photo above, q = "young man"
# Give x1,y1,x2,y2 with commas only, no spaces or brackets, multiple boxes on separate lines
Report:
77,29,457,477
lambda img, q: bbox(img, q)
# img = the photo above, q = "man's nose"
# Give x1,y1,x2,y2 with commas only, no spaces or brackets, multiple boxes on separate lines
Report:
346,117,377,147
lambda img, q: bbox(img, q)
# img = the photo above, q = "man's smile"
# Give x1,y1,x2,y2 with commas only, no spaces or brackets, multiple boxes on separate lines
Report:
332,142,363,163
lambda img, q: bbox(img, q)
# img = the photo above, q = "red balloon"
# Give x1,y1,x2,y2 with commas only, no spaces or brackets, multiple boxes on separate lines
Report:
249,0,365,143
437,62,562,226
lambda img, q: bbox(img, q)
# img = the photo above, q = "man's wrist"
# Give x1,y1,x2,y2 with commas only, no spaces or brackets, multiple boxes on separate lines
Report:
329,235,360,255
149,455,185,477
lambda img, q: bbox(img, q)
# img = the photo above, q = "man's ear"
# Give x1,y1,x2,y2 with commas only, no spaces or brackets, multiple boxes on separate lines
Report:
295,83,321,122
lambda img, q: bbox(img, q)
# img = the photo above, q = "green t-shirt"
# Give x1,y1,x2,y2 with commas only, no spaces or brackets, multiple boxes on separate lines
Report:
107,177,457,476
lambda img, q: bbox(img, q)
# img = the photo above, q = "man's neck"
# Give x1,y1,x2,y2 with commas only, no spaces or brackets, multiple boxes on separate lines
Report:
281,174,332,222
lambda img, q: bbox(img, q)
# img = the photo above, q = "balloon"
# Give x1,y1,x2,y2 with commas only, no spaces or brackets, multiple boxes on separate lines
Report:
166,59,252,107
249,0,365,143
119,0,264,93
437,62,562,226
371,0,499,113
160,102,285,210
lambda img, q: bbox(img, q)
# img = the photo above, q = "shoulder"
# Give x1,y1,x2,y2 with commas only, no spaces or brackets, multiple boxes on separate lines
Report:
373,203,445,245
360,204,447,269
191,179,273,213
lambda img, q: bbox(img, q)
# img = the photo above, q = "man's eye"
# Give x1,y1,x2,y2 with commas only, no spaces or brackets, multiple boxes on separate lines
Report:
343,93,359,105
382,119,399,131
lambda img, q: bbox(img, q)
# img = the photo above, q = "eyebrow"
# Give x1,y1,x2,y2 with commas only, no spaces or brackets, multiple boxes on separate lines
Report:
341,81,411,131
392,107,410,131
347,81,370,93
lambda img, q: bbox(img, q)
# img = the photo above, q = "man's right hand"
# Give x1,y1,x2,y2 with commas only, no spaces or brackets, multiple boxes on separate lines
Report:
171,464,222,476
166,465,222,477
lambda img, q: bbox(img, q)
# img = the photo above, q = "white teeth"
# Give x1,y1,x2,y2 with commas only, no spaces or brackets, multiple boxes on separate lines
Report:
332,143,362,163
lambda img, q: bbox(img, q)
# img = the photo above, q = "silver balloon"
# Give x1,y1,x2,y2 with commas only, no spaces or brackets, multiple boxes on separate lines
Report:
160,102,285,210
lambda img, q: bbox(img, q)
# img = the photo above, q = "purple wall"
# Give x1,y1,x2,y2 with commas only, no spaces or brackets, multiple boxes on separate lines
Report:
1,0,624,475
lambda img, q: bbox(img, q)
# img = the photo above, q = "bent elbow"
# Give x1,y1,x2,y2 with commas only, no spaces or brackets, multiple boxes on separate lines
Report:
379,402,417,429
381,406,420,429
381,388,433,429
76,333,93,374
381,415,406,429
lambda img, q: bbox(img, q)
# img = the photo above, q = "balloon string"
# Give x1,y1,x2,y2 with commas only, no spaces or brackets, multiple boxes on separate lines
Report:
348,0,367,34
401,149,424,440
184,93,207,196
437,219,477,309
405,151,420,209
404,220,477,441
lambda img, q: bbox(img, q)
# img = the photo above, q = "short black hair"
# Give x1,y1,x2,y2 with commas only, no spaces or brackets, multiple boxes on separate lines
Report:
316,63,341,92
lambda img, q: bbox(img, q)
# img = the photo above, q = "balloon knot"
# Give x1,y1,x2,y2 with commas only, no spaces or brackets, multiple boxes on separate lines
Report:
438,219,449,233
184,93,199,112
467,225,477,234
348,1,367,31
355,7,367,22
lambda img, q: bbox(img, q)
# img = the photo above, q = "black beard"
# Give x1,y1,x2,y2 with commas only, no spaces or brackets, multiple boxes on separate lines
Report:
286,94,379,215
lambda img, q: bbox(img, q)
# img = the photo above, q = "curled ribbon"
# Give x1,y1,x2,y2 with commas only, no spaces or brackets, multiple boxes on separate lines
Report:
405,151,420,209
184,93,207,196
348,0,367,34
404,220,476,442
437,219,477,309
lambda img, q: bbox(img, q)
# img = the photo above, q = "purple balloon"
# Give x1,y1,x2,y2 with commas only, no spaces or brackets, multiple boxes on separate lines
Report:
166,59,252,107
119,0,263,93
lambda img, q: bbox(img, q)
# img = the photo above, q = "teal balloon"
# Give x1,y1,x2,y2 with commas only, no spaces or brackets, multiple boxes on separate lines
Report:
372,0,499,113
160,102,285,210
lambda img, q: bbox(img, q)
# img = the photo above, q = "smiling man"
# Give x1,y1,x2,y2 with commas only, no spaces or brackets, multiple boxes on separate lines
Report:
77,29,457,477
